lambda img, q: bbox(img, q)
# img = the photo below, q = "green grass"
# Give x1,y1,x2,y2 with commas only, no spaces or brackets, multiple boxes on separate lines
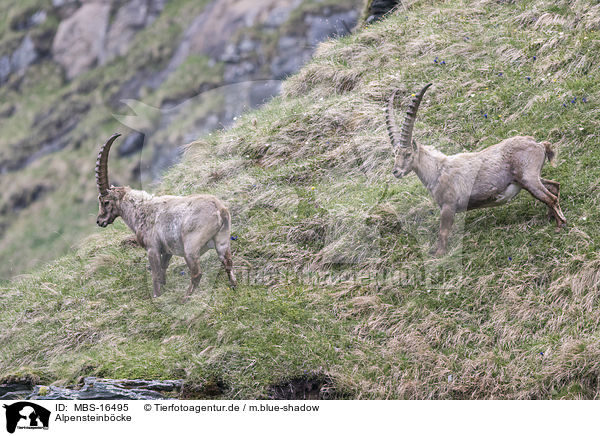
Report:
2,0,600,399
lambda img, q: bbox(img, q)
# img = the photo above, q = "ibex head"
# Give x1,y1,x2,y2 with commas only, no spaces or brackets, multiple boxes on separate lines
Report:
386,83,432,178
95,133,125,227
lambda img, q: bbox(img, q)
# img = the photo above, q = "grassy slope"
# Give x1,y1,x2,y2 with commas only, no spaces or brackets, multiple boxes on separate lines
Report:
2,0,600,399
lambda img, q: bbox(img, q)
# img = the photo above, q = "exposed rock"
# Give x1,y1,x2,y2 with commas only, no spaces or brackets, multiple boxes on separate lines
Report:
305,10,358,46
169,0,304,72
0,183,52,216
362,0,401,24
0,56,10,84
52,0,80,6
0,96,90,174
270,10,359,79
109,68,163,108
263,0,303,28
270,36,312,80
0,35,39,84
10,9,47,32
141,0,359,181
11,36,38,74
28,377,183,400
0,382,35,400
52,3,111,79
249,80,281,107
0,376,38,400
0,377,229,400
149,0,168,16
101,0,150,65
174,1,358,82
223,60,257,83
117,131,146,157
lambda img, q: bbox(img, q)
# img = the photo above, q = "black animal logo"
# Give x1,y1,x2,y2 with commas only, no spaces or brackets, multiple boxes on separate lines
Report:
3,402,50,434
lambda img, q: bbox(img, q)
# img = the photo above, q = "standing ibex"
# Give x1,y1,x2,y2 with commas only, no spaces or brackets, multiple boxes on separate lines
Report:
386,83,566,256
95,133,237,299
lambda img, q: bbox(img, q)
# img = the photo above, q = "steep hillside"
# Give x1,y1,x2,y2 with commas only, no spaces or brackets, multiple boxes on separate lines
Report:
2,0,600,399
0,0,360,279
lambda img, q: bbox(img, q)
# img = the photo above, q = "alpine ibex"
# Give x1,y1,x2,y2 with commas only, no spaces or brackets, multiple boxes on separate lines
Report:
95,133,237,299
386,83,566,256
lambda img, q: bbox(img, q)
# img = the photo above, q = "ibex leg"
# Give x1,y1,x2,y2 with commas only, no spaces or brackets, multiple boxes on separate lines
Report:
521,177,566,227
216,242,237,288
540,179,563,224
160,253,172,285
183,253,203,300
432,204,455,256
148,248,164,297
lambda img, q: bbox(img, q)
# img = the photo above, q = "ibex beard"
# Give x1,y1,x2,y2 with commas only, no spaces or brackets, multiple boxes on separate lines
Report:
95,134,237,300
386,83,566,256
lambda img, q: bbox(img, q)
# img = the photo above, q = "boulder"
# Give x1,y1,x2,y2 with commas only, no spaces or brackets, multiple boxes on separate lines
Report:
51,3,110,79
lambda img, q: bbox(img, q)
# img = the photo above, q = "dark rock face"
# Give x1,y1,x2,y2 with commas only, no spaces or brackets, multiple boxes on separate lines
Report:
363,0,401,24
0,377,229,400
0,98,90,174
29,378,184,400
270,9,358,80
117,132,146,157
0,183,51,216
0,382,36,400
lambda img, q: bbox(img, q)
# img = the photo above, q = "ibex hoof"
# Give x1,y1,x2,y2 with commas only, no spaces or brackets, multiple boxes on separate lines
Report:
430,246,447,257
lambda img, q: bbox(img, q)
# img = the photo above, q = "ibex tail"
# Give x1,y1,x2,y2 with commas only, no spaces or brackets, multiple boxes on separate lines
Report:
220,207,231,233
541,141,555,166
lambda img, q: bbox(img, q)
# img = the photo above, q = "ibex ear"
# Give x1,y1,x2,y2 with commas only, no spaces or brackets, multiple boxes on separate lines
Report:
412,139,418,153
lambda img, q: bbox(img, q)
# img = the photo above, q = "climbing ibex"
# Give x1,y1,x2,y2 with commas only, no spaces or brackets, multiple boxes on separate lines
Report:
95,133,236,299
386,83,566,256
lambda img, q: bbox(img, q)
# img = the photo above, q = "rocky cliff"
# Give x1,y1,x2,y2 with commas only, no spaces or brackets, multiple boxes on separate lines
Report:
0,0,362,278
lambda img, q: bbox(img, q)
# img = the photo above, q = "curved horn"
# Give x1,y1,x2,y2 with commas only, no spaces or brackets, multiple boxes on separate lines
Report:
385,90,402,148
95,133,121,196
398,83,432,149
